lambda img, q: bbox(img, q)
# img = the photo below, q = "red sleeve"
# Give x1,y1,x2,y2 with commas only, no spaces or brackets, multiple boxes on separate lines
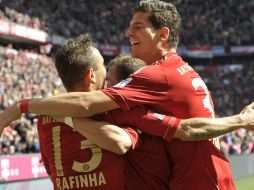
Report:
101,66,169,111
37,116,51,176
122,127,139,150
103,107,181,141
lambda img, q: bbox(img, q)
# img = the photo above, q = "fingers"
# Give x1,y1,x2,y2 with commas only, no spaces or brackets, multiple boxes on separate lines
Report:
240,101,254,114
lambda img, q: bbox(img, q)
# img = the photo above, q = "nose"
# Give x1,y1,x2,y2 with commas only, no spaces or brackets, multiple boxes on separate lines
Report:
125,27,132,38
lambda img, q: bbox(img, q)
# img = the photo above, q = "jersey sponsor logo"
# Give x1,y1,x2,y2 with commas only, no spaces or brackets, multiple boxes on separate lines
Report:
114,78,133,88
55,172,106,190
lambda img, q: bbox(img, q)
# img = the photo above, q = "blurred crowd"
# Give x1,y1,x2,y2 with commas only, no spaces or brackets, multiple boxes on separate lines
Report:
0,45,64,154
0,44,254,156
0,0,254,46
196,61,254,155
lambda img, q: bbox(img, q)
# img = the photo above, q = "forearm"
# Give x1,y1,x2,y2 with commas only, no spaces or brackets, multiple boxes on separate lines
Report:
72,118,132,155
175,114,246,141
28,91,119,117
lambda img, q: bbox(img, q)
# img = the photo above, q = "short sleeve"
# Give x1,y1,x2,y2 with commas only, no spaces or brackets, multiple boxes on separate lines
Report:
101,65,169,111
103,107,181,141
122,127,139,150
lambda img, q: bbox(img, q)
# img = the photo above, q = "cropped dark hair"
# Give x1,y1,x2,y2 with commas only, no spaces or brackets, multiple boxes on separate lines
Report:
132,0,182,48
55,34,99,91
109,54,146,81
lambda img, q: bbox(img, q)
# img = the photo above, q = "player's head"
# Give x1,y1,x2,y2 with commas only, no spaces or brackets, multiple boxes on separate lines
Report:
125,0,181,65
105,54,146,87
55,34,106,92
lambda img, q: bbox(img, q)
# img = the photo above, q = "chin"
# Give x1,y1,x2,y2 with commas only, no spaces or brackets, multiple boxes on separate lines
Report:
131,52,141,59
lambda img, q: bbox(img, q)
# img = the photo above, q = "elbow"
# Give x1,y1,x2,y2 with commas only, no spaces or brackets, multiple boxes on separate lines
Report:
174,126,194,141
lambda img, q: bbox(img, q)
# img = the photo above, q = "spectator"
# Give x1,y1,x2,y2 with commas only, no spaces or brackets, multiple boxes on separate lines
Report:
0,0,253,46
0,45,64,154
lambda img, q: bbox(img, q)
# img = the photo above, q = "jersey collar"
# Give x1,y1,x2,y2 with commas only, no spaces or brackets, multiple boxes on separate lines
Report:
152,52,178,65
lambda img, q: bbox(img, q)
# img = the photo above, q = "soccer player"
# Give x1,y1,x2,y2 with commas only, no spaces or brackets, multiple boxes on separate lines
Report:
36,34,140,190
53,53,254,190
38,35,173,190
1,1,254,190
105,54,146,87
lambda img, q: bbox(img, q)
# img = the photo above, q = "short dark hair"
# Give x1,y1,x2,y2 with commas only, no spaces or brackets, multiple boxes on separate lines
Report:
132,0,182,48
109,54,146,81
55,34,99,91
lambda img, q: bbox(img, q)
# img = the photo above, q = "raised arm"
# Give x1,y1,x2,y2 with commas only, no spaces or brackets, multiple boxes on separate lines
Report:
175,114,251,141
0,91,119,133
98,106,254,141
28,91,119,117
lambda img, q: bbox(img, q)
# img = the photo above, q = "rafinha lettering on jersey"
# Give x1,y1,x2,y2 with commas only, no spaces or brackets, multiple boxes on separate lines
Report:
55,172,106,190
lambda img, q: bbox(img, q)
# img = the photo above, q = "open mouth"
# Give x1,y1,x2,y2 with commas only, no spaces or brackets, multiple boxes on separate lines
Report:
130,41,140,46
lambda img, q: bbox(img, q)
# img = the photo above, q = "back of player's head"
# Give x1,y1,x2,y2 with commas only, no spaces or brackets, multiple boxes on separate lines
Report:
106,54,145,87
132,0,182,48
55,34,99,91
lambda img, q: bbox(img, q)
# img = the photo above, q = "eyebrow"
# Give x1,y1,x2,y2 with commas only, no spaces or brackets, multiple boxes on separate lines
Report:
130,21,144,26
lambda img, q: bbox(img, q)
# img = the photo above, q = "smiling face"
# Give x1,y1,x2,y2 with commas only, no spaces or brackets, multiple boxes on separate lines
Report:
125,12,162,65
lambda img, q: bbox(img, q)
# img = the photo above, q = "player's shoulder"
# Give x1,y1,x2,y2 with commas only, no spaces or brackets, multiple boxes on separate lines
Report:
131,64,165,78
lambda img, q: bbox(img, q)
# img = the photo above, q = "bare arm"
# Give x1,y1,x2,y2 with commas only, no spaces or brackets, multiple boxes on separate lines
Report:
29,91,119,117
0,91,118,134
55,116,133,155
70,115,246,145
90,106,254,142
174,114,251,141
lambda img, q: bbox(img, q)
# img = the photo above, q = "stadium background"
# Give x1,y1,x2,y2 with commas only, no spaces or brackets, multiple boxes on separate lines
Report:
0,0,253,189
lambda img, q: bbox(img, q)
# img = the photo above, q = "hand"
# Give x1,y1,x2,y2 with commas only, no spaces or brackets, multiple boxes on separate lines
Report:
0,102,22,134
240,101,254,114
240,102,254,131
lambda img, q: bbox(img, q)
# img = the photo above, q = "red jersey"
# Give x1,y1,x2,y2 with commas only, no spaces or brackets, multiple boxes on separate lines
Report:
100,107,180,141
37,115,138,190
102,52,235,190
96,110,171,190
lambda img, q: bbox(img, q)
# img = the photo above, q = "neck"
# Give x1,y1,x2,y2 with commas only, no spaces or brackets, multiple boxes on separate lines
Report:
69,85,91,93
145,48,176,65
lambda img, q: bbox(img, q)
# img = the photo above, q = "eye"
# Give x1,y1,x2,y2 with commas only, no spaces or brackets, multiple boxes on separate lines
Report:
134,26,143,29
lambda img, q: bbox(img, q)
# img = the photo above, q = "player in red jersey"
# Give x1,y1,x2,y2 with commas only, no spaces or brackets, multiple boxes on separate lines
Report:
1,49,253,189
1,1,254,190
36,35,141,190
38,37,173,190
105,54,146,88
55,54,254,190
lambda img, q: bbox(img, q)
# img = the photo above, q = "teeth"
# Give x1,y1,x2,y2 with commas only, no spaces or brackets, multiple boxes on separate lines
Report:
130,41,139,45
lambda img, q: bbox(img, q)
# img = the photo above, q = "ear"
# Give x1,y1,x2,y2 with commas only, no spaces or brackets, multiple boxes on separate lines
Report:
84,69,96,86
159,27,170,42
